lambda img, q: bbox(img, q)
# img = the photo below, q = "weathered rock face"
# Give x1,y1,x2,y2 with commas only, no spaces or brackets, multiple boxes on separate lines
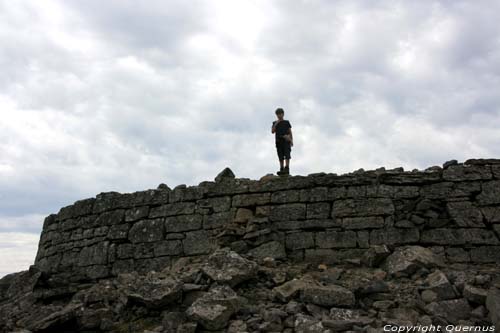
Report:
33,159,500,284
1,159,500,331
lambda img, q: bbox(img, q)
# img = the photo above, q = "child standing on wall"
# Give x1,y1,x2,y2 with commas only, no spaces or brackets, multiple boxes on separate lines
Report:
271,108,293,175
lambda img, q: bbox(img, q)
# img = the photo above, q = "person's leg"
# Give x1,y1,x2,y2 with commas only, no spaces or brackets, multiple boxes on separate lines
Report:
283,144,291,174
277,144,285,174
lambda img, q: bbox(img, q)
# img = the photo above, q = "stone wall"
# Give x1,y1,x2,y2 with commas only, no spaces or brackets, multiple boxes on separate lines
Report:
34,159,500,283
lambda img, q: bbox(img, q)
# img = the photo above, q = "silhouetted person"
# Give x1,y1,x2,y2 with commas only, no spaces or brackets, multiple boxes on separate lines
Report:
271,108,293,175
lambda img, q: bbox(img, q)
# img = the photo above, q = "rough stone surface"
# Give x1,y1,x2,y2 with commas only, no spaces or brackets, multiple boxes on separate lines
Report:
2,159,500,332
202,249,258,287
383,245,443,276
247,241,286,260
423,270,457,300
486,288,500,327
186,285,240,330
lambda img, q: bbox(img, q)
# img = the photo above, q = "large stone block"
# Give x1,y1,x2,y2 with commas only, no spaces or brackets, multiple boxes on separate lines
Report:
169,186,204,203
59,250,79,268
204,211,234,229
165,214,202,233
117,243,134,259
443,164,492,181
112,259,134,275
486,288,500,327
299,187,329,202
306,202,330,219
422,181,481,199
187,285,240,330
154,240,183,256
445,247,470,263
183,230,215,255
316,231,357,248
92,191,125,214
423,270,457,300
274,219,340,230
370,228,419,246
477,180,500,205
305,248,365,264
332,198,394,217
421,228,499,245
271,190,300,203
327,186,347,200
140,188,170,205
94,209,125,226
135,256,171,274
395,186,420,198
378,171,441,185
207,179,249,196
202,249,258,287
470,246,500,263
269,203,306,221
124,206,149,222
231,193,270,207
149,202,195,218
383,245,443,276
247,241,286,259
77,241,109,266
133,242,156,259
285,232,314,250
301,284,355,307
341,216,385,229
357,230,370,248
233,208,252,224
197,196,232,213
446,201,484,227
128,219,164,243
492,164,500,179
424,298,472,324
108,223,130,240
58,198,95,220
481,206,500,224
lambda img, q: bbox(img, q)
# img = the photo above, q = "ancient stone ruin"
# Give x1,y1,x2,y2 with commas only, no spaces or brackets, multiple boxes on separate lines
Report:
1,159,500,332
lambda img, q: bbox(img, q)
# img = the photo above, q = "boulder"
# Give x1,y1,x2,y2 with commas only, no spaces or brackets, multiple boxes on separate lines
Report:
274,276,355,307
361,245,391,267
274,278,307,302
186,285,240,330
247,241,286,260
300,283,355,307
122,272,182,308
423,270,457,300
383,246,443,276
463,284,488,304
202,249,258,287
486,288,500,327
215,167,235,182
425,298,472,324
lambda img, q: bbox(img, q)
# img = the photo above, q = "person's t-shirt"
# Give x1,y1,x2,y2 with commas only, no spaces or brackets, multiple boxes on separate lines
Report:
272,120,292,143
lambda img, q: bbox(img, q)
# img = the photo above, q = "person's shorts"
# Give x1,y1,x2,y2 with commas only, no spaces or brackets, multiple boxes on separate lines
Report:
276,140,291,160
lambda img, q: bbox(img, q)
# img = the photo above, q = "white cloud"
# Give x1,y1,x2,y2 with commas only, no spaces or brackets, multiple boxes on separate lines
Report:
0,232,39,278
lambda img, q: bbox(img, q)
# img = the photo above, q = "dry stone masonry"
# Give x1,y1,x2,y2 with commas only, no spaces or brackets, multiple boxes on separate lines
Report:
1,159,500,332
35,159,500,282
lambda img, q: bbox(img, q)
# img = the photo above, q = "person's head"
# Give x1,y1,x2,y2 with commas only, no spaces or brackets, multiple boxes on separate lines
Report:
275,108,284,120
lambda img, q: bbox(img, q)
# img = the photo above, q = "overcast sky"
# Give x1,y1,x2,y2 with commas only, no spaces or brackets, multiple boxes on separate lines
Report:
1,0,499,277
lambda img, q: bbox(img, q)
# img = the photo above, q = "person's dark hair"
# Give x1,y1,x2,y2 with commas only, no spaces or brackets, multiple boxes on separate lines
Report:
275,108,284,115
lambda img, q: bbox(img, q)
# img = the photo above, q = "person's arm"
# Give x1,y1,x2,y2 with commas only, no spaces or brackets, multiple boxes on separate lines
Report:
271,120,280,133
288,127,293,145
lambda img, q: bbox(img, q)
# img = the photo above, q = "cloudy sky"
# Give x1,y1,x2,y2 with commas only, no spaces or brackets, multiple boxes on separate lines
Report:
1,0,499,277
